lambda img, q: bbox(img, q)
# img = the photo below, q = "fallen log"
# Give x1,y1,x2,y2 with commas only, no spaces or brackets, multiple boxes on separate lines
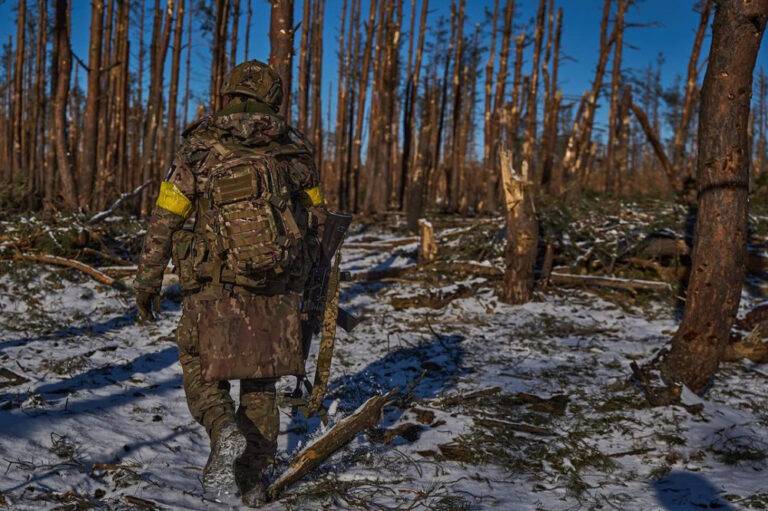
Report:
344,236,419,250
13,253,124,289
722,337,768,363
549,272,672,293
267,389,396,499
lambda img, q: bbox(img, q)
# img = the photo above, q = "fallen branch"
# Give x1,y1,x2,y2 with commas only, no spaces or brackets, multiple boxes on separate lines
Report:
88,180,153,225
267,389,396,499
13,253,123,289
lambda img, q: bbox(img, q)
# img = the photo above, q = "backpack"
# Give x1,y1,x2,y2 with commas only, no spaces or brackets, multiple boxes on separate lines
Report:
199,145,304,286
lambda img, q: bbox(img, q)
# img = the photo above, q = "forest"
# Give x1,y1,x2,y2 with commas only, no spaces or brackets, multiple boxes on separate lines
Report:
1,0,768,509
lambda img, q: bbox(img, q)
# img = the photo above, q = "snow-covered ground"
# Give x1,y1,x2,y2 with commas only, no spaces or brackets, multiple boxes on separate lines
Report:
1,220,767,510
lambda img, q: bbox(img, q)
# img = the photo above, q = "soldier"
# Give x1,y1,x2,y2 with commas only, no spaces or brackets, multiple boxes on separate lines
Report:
134,60,327,507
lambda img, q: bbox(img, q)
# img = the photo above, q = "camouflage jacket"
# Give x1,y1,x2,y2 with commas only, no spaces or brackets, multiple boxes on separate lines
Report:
135,104,325,295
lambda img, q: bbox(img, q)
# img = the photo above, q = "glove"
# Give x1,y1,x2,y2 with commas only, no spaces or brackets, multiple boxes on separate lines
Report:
136,290,161,322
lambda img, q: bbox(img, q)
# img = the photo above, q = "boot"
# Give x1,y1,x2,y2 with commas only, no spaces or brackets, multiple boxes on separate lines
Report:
203,422,247,496
235,453,272,507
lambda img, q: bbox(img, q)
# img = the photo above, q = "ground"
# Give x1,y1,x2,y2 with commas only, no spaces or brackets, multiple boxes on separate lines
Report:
1,202,767,510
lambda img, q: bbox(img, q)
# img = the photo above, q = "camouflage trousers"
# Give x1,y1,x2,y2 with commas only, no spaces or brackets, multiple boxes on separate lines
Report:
176,294,279,470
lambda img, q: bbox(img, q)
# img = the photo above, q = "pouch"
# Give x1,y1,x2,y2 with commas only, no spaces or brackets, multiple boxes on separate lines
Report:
197,289,305,381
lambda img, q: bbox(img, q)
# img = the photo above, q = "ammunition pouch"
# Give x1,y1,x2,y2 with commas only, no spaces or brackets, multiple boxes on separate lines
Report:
171,229,201,292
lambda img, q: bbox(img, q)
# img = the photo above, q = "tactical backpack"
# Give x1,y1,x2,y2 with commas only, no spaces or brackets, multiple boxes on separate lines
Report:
197,145,304,288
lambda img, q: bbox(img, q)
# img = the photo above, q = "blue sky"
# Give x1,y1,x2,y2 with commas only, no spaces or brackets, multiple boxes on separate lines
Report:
1,0,767,135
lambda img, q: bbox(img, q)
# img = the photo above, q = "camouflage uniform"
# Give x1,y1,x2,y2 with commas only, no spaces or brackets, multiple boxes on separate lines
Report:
135,61,325,505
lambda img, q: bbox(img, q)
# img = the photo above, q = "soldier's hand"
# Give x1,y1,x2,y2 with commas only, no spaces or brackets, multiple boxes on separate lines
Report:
136,290,161,322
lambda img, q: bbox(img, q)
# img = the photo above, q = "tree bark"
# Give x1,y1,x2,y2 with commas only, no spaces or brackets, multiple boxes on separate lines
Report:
269,0,294,120
661,0,767,393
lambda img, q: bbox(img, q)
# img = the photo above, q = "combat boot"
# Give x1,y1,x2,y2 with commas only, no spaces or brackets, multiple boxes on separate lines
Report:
235,453,271,507
203,421,248,496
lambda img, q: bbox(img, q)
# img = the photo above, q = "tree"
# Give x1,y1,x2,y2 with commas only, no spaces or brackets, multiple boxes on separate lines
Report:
660,0,768,394
52,0,78,209
269,0,294,120
80,0,105,210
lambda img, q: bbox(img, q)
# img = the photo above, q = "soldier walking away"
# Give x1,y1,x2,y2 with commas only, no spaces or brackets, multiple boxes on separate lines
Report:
134,61,331,507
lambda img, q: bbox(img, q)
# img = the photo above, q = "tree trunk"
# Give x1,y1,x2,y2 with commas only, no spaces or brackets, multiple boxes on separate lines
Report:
499,148,538,304
52,0,78,209
543,7,563,195
522,0,546,178
446,0,465,213
269,0,294,120
605,0,628,194
297,0,312,133
401,0,428,215
310,0,324,171
80,0,105,210
140,0,174,216
244,0,253,61
230,0,240,66
165,0,185,167
671,0,713,186
10,0,27,192
561,0,612,192
484,0,515,211
210,0,230,111
661,0,767,393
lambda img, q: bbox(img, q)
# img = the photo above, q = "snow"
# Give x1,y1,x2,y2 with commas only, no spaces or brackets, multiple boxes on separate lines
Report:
0,221,767,510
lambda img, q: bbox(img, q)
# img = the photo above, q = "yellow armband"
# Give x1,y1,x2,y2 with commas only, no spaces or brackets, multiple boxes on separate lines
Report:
301,186,325,207
156,181,193,218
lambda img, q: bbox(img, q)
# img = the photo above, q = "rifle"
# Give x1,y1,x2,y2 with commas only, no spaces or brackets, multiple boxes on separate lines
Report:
296,210,358,410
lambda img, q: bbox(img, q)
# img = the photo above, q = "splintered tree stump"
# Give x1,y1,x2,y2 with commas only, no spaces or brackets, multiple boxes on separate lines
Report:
499,149,538,304
417,218,438,264
267,390,396,499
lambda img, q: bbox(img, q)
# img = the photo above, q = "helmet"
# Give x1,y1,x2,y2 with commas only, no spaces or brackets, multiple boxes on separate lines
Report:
221,60,283,111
